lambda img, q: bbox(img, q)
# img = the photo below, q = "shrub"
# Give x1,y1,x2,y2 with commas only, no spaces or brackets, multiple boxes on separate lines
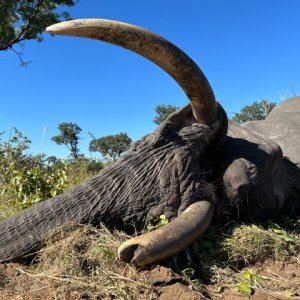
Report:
66,158,105,188
11,164,68,209
0,128,68,209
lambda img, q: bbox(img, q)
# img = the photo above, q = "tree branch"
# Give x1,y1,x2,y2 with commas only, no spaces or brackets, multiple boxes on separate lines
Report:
3,0,44,50
10,48,31,67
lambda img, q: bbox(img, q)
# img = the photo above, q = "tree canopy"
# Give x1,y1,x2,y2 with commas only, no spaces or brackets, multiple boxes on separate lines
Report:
0,0,77,65
51,122,82,160
89,132,132,162
153,104,179,125
233,100,277,123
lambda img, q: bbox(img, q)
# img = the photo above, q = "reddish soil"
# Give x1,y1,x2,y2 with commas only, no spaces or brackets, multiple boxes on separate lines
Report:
0,260,299,299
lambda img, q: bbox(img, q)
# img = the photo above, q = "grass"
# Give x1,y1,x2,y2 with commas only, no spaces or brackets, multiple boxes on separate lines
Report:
0,190,19,218
197,219,300,298
222,221,300,265
0,193,299,299
30,224,155,299
12,218,298,298
157,217,300,298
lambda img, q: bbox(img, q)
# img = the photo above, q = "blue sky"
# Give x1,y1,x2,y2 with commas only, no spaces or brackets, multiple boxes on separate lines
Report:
1,0,299,159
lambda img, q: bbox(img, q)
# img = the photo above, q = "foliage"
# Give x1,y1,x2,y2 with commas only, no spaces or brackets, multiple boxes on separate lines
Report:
65,157,105,188
233,100,276,123
0,0,77,65
52,122,82,160
0,128,68,209
221,222,300,265
146,215,169,232
153,104,179,125
12,163,68,209
236,269,263,296
236,280,253,296
0,127,31,185
0,127,107,212
89,132,132,162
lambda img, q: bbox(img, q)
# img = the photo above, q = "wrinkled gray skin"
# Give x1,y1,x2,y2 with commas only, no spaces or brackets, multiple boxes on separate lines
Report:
0,19,299,265
217,99,300,223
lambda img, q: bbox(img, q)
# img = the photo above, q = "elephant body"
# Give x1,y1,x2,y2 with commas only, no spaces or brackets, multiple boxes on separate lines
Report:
0,19,299,265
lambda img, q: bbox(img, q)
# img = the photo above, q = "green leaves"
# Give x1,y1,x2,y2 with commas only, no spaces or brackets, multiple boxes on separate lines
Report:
11,163,68,209
89,132,132,162
236,269,264,296
243,269,264,285
233,100,276,123
0,0,77,64
52,122,82,160
236,281,252,296
146,215,169,232
0,128,68,209
153,104,179,125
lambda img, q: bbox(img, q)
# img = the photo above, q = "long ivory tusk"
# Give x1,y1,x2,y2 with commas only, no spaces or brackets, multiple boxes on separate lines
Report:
46,19,217,124
118,201,214,266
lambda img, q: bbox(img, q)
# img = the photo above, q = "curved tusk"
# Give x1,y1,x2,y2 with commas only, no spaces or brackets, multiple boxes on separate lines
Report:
118,201,214,266
46,19,217,124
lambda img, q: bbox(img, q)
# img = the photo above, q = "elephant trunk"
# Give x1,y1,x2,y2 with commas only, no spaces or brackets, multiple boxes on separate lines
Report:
0,185,95,262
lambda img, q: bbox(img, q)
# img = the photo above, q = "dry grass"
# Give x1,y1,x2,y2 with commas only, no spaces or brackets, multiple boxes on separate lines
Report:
27,224,156,299
221,222,300,265
0,217,299,299
199,220,300,298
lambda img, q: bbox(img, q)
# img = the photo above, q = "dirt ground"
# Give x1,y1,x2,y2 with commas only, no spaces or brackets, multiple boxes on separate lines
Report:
0,259,299,300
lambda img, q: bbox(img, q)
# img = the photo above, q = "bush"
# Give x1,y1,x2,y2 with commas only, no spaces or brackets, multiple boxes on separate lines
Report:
0,128,106,213
66,158,105,188
11,164,68,209
0,128,68,209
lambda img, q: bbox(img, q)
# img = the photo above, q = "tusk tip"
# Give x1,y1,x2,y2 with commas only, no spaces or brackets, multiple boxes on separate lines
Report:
46,24,60,34
118,242,139,264
46,20,79,34
46,19,104,34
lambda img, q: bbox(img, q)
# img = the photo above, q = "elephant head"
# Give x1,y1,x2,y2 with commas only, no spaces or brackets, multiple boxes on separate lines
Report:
0,19,228,266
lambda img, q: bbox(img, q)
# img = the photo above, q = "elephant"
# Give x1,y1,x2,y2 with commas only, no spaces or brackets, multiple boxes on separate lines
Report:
0,19,299,266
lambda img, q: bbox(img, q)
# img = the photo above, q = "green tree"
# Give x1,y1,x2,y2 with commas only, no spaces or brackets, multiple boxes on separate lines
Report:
89,132,132,162
233,100,277,123
0,0,77,65
52,122,82,159
153,104,179,125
